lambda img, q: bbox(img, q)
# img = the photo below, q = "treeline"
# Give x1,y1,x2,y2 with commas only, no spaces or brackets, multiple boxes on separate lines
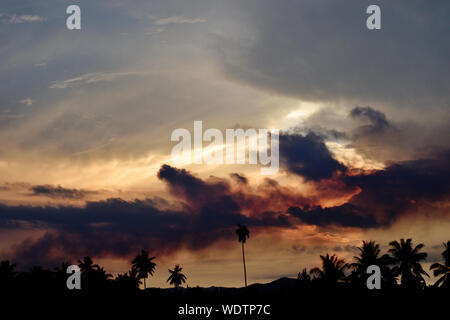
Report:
0,239,448,298
0,250,186,298
297,239,449,290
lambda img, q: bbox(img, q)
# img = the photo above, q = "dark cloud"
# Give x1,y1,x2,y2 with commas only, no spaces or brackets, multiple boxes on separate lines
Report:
0,196,289,268
29,184,94,199
288,204,380,228
218,0,450,109
350,106,390,134
157,164,231,207
229,173,248,185
344,149,450,220
280,132,346,180
1,165,293,268
3,148,450,268
288,149,450,228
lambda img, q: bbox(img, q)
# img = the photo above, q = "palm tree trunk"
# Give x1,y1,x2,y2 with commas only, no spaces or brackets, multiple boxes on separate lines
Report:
242,242,247,287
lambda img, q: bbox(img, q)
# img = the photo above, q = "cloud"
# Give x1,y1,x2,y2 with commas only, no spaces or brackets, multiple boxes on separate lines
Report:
19,98,33,106
0,13,44,24
344,149,450,221
1,165,294,267
350,106,390,134
279,132,347,180
2,150,450,268
154,16,206,25
229,173,248,185
217,0,450,109
286,149,450,228
288,204,381,228
29,185,94,200
49,72,145,89
1,195,289,268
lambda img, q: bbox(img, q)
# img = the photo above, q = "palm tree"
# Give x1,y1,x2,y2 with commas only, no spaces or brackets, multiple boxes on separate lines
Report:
167,265,187,287
235,224,250,287
77,256,99,276
132,250,156,291
310,254,348,284
430,241,450,288
388,238,429,288
77,256,100,290
349,240,395,286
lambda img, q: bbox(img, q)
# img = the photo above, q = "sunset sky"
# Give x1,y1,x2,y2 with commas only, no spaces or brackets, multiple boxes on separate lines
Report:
0,0,449,288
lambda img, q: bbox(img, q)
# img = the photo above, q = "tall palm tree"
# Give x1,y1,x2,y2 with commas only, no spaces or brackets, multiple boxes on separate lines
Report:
388,238,429,288
77,256,100,291
350,240,395,286
430,241,450,288
310,254,348,284
167,265,187,287
132,250,156,291
235,224,250,287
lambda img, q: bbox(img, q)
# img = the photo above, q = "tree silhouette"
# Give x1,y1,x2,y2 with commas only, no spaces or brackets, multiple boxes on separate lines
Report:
77,256,100,291
78,256,99,275
430,241,450,288
297,268,311,282
132,250,156,291
310,254,347,284
0,260,17,293
235,224,250,287
349,240,395,287
297,268,312,288
167,265,187,287
114,269,142,290
0,260,16,279
97,267,113,281
388,238,429,288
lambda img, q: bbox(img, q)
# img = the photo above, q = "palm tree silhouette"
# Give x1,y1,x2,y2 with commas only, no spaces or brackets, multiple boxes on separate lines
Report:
235,224,250,287
310,254,347,284
388,238,429,288
77,256,100,290
132,250,156,291
167,265,187,287
78,256,99,276
350,240,395,286
430,241,450,288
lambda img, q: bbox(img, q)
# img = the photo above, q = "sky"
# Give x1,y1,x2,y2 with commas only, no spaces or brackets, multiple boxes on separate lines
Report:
0,0,449,288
